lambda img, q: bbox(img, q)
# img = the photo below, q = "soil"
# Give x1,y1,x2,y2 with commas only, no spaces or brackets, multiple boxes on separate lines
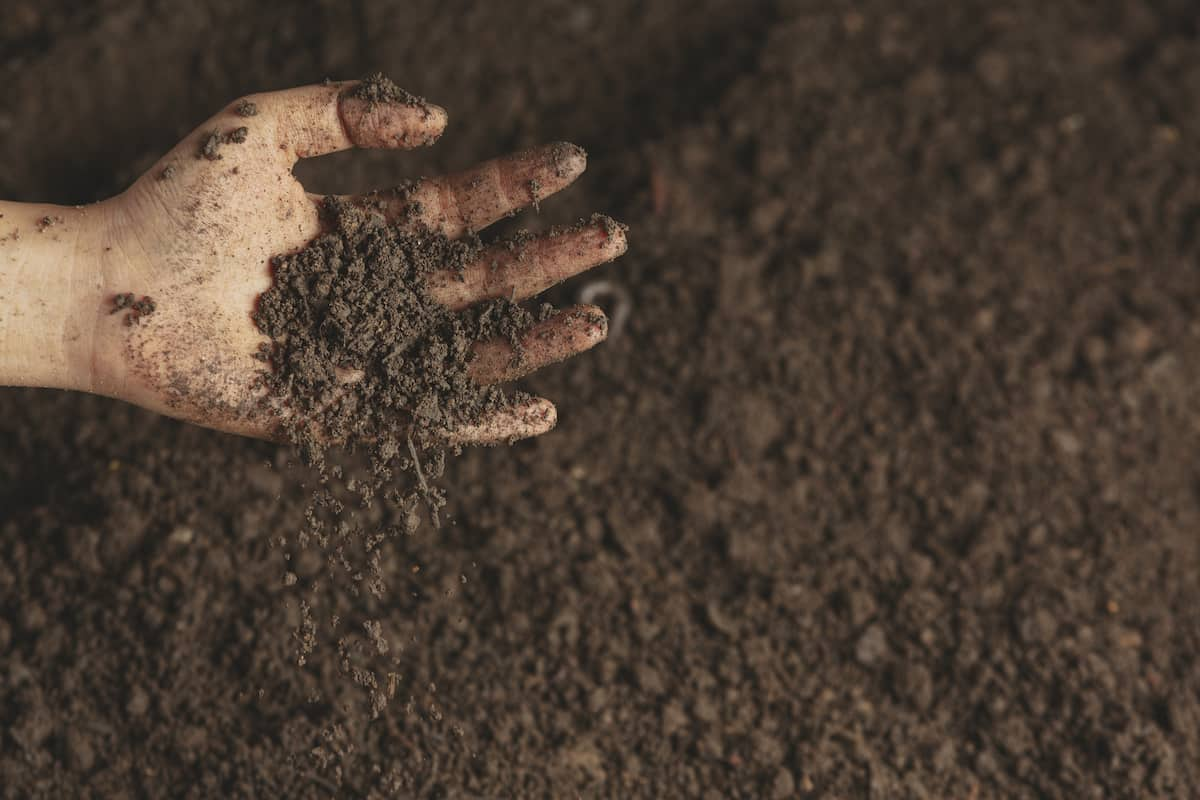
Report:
200,125,250,161
254,191,535,630
110,293,155,325
3,1,1200,798
349,73,427,108
254,194,512,450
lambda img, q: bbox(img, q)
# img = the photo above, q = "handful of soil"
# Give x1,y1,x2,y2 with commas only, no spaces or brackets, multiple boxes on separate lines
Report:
254,196,531,504
252,196,547,714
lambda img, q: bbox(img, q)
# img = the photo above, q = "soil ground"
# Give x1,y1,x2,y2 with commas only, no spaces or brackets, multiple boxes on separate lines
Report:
3,1,1200,797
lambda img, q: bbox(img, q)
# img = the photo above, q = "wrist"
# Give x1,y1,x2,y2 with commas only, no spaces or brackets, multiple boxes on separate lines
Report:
0,199,107,392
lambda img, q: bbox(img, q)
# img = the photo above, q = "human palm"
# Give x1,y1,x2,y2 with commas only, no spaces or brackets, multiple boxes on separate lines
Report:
79,80,624,442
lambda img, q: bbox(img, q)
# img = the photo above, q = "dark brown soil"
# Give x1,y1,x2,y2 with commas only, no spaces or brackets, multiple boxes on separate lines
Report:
254,192,536,646
110,293,155,325
3,1,1200,798
254,194,514,452
349,73,427,108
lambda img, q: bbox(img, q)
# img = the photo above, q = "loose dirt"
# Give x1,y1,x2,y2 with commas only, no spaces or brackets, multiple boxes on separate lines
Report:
1,1,1199,798
349,73,428,108
252,190,536,685
254,194,521,472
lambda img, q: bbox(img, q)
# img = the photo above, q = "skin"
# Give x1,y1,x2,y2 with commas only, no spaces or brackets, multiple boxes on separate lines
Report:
0,81,627,444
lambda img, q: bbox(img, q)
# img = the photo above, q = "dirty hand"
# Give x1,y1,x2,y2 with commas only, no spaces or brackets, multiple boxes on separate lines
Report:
0,80,625,442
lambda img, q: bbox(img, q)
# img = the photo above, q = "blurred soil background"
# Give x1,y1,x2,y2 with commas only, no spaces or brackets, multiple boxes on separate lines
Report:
2,0,1200,797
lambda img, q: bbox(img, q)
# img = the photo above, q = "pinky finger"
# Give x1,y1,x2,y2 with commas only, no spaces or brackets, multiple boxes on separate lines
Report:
445,396,558,446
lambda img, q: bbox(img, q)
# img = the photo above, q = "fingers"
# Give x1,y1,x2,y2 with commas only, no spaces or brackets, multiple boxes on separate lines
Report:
427,217,628,311
246,77,447,162
468,305,608,385
343,142,587,237
445,396,558,446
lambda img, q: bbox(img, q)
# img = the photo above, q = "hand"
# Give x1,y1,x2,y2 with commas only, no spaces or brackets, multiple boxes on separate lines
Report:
0,80,626,443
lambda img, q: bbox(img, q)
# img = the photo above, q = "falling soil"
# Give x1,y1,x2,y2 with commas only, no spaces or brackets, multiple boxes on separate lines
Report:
251,192,535,687
2,1,1200,798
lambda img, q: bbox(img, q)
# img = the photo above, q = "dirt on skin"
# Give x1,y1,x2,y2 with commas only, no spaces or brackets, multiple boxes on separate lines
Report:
199,126,250,161
2,1,1200,799
110,293,155,325
349,72,428,108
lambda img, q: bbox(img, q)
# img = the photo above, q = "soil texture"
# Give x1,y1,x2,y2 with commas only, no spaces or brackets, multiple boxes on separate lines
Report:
2,1,1200,798
255,194,513,459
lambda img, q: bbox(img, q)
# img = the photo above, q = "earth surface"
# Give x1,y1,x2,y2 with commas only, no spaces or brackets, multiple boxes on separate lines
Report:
2,0,1199,797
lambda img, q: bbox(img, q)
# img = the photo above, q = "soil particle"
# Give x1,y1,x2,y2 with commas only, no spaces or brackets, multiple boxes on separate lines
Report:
199,131,222,160
771,768,795,799
126,686,150,716
64,728,95,772
109,292,134,313
349,72,426,107
234,99,258,117
363,619,388,655
198,127,249,160
111,293,155,325
855,624,889,666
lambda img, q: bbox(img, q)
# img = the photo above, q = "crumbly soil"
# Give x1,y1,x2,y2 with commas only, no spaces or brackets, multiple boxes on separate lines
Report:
3,1,1200,798
253,192,534,668
254,194,520,469
349,73,427,108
